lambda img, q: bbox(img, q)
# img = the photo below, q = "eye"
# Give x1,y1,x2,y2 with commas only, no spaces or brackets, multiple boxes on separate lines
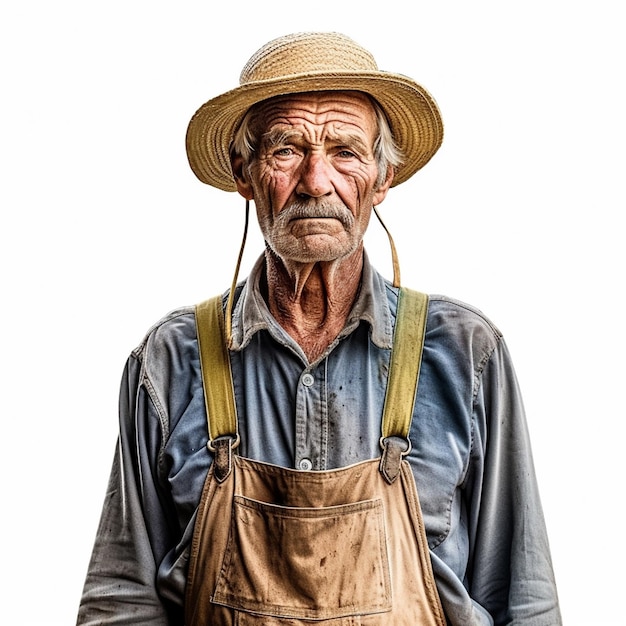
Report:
273,147,295,158
336,149,358,159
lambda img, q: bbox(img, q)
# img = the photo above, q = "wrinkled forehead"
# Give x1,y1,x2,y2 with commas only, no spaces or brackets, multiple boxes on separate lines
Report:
247,90,379,132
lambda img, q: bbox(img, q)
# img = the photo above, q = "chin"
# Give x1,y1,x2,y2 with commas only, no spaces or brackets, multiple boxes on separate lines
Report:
279,234,359,262
284,246,358,265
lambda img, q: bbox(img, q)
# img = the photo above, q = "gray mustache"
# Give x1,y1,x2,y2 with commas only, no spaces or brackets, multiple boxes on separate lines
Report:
279,200,354,227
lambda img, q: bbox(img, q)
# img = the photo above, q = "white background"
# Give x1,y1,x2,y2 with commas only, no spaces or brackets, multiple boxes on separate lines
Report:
1,1,624,624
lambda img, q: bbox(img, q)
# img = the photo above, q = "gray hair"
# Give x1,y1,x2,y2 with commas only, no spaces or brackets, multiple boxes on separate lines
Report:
230,94,404,188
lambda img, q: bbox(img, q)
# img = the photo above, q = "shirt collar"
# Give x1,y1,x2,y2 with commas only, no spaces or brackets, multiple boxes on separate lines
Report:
229,251,395,352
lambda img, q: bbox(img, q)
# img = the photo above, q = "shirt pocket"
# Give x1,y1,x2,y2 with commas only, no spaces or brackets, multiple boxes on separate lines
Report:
211,495,392,622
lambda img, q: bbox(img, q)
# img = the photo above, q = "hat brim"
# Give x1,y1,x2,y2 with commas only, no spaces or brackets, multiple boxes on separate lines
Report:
186,71,444,192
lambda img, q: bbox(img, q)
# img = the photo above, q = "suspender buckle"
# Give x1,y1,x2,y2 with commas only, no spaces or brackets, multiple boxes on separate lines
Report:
207,434,240,483
379,436,411,484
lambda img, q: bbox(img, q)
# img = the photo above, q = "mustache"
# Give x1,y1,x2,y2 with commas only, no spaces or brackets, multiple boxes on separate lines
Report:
277,199,355,227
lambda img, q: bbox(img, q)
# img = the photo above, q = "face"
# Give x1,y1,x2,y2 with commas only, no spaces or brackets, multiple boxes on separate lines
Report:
232,91,393,265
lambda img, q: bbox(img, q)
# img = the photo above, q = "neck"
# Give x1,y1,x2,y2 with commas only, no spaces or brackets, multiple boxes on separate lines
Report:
264,247,364,362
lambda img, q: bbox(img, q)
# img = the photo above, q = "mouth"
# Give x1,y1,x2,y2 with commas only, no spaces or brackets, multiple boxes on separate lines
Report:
290,215,339,221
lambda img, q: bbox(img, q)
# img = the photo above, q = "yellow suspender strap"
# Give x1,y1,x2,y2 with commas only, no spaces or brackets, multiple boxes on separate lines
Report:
381,288,429,440
195,287,429,449
195,296,238,445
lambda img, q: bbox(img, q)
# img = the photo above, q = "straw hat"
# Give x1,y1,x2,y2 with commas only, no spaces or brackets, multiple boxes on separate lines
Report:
186,32,444,191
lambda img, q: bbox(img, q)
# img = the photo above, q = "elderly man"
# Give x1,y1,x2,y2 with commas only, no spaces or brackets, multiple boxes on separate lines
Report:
78,32,561,625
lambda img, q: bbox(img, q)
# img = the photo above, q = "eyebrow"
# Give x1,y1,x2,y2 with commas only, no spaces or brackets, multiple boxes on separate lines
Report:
262,128,371,154
262,128,301,147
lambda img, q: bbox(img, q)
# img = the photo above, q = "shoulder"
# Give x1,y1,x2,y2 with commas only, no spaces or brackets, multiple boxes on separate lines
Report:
131,305,197,363
126,305,204,428
132,306,197,376
427,295,502,339
382,280,503,360
423,294,504,378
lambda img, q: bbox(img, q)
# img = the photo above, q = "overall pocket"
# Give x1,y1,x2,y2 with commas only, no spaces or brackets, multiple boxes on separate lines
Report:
212,495,392,622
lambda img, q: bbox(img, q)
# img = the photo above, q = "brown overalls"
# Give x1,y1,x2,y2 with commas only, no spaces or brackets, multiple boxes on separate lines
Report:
185,289,446,626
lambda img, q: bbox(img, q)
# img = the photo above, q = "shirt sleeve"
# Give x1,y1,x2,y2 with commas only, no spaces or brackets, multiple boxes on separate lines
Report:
76,354,181,625
467,339,562,625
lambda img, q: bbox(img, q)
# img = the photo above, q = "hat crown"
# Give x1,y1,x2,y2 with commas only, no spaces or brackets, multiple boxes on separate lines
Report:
240,32,379,85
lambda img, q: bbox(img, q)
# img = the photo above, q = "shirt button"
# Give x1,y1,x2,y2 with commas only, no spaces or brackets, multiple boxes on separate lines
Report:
301,373,314,387
299,458,313,471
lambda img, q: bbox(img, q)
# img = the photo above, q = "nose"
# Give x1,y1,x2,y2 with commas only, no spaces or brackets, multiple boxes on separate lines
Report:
295,152,333,198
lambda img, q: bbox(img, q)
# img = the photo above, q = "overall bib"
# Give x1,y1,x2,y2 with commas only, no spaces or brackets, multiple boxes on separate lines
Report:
185,289,446,626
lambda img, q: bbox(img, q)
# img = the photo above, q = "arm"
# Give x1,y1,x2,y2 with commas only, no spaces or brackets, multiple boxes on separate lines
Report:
77,354,179,625
468,339,561,625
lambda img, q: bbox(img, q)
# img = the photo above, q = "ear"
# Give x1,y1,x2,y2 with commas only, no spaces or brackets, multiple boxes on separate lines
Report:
231,154,254,200
372,165,394,206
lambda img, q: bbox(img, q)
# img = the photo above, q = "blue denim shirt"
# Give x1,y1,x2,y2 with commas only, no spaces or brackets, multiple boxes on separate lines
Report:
78,253,561,626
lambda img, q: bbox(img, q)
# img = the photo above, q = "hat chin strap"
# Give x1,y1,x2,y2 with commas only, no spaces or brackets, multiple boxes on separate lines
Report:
225,199,250,348
373,206,401,288
224,201,401,347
